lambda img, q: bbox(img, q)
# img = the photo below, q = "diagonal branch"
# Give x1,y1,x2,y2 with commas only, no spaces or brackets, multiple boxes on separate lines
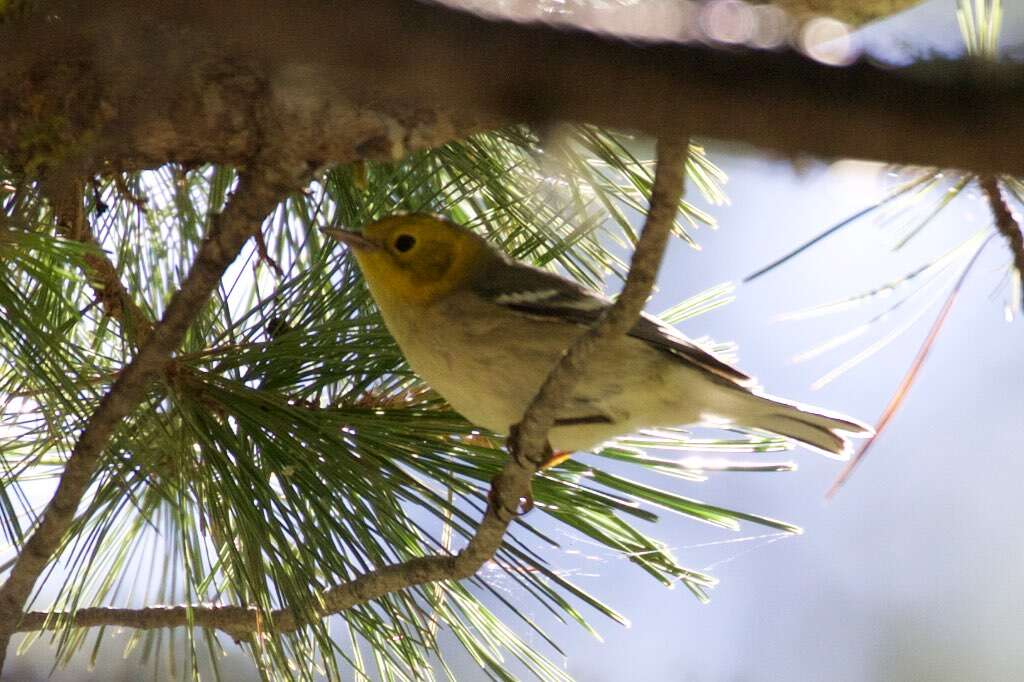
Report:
0,163,307,670
979,176,1024,312
9,138,691,641
43,176,155,346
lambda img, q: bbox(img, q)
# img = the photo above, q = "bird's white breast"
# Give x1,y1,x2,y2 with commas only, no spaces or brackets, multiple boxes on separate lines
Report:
373,290,715,452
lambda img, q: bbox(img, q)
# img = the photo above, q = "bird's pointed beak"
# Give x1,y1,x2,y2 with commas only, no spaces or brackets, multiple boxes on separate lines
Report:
320,227,379,252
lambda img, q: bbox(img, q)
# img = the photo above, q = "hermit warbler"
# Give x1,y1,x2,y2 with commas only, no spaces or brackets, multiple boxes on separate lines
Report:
323,214,871,461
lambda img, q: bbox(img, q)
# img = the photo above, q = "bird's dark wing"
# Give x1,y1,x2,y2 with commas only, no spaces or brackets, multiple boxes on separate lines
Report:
470,258,754,388
629,312,753,387
469,256,611,325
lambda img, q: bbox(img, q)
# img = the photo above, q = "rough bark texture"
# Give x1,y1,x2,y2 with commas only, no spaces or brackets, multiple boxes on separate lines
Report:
1,0,1023,182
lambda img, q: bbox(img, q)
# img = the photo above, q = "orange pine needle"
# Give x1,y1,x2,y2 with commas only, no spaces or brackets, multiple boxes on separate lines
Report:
826,232,995,498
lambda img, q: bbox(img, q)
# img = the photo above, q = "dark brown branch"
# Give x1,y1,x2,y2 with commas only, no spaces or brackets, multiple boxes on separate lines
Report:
9,138,690,641
2,1,1024,179
0,163,306,669
43,176,155,345
979,176,1024,312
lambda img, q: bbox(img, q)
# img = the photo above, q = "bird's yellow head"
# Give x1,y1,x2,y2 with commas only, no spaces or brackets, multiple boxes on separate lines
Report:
323,214,492,306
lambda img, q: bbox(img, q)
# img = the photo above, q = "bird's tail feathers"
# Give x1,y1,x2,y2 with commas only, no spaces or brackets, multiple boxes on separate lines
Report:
739,394,873,460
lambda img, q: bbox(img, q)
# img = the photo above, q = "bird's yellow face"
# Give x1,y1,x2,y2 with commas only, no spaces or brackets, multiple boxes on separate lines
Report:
324,214,489,306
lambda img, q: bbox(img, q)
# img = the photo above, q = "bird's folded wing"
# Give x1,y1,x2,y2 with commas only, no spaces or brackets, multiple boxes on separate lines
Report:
471,259,753,388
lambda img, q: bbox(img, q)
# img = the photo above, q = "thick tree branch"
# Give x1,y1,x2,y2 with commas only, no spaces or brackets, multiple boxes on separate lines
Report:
979,176,1024,312
9,138,690,641
1,1,1024,180
757,0,923,25
0,162,308,669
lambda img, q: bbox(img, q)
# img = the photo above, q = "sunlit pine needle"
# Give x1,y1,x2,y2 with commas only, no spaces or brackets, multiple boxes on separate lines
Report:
743,170,939,283
826,232,997,498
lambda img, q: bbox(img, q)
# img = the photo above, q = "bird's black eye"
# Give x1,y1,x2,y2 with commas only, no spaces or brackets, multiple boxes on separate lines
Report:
394,234,416,253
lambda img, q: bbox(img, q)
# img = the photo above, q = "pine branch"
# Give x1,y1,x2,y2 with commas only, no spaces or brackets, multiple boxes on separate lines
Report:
42,175,155,345
3,1,1024,178
6,138,690,643
979,176,1024,312
0,162,308,672
760,0,922,25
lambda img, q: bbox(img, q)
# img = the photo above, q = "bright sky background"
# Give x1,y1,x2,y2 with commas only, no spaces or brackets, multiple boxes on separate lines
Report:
540,151,1024,682
464,3,1024,679
10,1,1024,680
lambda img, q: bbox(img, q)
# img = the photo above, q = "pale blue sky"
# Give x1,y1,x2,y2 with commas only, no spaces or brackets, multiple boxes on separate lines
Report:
463,3,1024,679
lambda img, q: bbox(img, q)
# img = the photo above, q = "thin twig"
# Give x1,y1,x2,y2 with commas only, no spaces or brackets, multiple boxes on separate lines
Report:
44,176,155,346
7,138,691,641
0,164,303,670
111,172,148,210
979,175,1024,312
